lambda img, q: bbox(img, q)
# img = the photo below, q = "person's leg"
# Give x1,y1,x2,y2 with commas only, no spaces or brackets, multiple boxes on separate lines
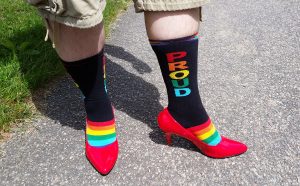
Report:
27,0,117,175
145,9,200,40
47,21,114,122
47,21,105,62
144,9,247,158
47,21,114,121
47,21,117,174
145,9,208,127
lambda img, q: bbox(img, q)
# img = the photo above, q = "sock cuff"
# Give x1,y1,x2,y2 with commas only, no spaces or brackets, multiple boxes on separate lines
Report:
61,49,104,67
149,33,199,45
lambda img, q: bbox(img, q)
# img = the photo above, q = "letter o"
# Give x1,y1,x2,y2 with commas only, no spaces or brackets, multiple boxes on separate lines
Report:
169,70,189,80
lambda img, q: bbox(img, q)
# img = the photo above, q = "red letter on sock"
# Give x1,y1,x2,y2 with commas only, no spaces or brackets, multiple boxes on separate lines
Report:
168,61,188,71
167,51,187,62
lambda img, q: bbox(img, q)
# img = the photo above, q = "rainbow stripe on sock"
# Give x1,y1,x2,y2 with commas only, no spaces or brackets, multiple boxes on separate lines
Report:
188,118,222,146
103,55,108,93
86,119,116,147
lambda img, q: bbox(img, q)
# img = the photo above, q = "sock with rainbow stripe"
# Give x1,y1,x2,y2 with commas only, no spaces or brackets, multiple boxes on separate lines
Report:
86,119,117,147
187,118,222,146
62,50,116,148
151,34,222,146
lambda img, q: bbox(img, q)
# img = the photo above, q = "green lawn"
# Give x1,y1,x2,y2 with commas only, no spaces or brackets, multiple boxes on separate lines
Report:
0,0,130,136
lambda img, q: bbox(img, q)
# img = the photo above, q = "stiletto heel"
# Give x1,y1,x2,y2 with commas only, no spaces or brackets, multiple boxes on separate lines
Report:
165,133,172,145
157,108,247,159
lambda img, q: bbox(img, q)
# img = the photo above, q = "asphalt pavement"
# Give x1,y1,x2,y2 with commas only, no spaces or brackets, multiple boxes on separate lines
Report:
0,0,299,185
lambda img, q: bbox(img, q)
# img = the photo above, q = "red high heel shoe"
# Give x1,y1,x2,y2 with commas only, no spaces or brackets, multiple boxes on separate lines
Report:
157,108,247,158
85,118,118,175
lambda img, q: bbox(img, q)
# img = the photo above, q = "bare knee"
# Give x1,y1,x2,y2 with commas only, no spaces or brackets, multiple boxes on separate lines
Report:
144,8,200,40
45,20,105,62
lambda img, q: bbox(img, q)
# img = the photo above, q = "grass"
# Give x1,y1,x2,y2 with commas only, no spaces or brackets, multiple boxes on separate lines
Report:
0,0,130,136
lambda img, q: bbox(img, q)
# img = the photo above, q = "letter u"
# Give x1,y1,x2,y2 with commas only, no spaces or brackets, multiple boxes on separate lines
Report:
172,78,189,88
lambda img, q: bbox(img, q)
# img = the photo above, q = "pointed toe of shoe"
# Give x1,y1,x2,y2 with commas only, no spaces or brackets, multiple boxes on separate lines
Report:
221,136,248,155
205,136,248,158
86,140,119,175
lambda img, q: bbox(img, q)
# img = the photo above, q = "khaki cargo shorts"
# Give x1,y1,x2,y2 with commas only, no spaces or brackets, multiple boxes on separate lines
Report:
27,0,210,28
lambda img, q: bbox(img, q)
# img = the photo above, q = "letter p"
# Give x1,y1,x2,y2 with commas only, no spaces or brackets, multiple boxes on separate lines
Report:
166,51,187,62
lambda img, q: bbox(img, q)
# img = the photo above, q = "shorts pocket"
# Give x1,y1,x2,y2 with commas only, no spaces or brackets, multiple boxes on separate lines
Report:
49,0,66,15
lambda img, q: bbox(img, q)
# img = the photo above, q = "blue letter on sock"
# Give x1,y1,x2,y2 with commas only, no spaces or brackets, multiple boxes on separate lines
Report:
175,88,191,97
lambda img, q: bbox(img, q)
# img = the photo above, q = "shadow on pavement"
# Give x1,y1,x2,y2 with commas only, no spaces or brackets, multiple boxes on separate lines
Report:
31,43,198,152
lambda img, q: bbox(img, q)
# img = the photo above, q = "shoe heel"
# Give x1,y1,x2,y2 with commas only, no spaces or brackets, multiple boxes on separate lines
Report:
165,133,172,145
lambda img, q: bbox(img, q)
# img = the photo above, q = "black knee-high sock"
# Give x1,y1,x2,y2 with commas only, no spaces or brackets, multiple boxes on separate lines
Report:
150,34,209,128
61,50,113,122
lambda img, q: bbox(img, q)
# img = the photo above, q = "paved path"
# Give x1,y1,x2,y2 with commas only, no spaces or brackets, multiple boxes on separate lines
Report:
1,0,299,185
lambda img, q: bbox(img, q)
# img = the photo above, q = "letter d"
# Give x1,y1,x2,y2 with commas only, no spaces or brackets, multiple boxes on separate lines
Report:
174,88,191,97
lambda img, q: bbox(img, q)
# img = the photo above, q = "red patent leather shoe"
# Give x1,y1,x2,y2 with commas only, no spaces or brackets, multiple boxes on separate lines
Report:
85,140,118,175
157,108,247,158
85,118,118,175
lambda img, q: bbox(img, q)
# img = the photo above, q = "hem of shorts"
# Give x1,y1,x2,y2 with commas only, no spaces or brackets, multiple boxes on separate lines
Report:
135,0,210,12
37,6,105,29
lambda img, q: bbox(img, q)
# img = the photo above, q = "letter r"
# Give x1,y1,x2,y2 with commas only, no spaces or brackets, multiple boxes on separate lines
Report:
168,61,188,71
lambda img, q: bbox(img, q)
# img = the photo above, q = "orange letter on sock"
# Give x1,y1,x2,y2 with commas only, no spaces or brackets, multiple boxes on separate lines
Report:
168,61,188,71
167,51,187,62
